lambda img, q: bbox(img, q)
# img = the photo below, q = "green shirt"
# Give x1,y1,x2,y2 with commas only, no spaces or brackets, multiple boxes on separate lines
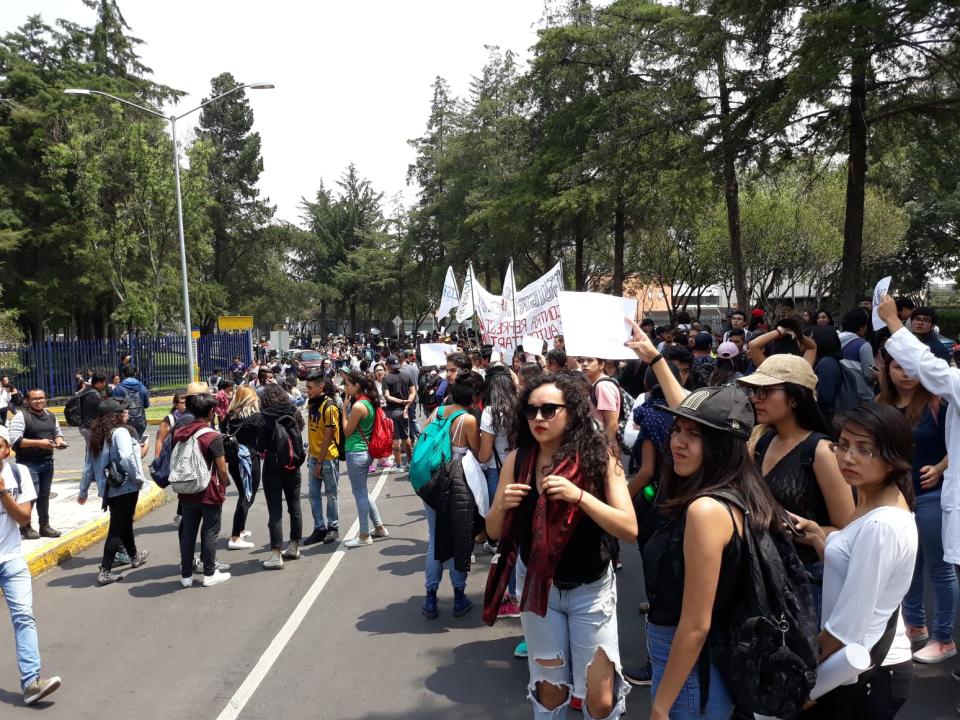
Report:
344,399,375,453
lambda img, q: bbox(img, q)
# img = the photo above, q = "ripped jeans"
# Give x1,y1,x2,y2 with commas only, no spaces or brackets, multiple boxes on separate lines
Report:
517,557,628,719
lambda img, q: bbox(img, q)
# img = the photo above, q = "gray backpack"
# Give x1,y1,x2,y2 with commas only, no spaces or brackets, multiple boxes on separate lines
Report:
168,427,217,494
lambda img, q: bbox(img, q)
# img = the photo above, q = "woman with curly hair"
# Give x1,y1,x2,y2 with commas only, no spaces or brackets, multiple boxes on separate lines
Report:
485,372,638,720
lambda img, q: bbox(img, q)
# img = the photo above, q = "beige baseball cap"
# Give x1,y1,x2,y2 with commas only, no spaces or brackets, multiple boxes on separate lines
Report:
184,381,213,397
737,354,818,395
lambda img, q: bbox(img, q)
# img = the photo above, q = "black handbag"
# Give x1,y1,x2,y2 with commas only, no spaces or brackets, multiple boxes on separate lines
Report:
105,435,127,489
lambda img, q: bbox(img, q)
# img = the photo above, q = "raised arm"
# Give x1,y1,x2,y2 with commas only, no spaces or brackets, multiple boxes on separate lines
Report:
625,318,688,409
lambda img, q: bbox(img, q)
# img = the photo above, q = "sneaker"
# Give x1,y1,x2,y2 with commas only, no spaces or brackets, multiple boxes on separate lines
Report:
570,696,583,712
239,529,252,539
368,464,380,475
112,550,131,568
202,570,231,587
262,555,284,570
906,625,929,643
514,640,528,659
422,589,439,619
624,661,654,686
453,588,473,617
382,458,396,468
23,676,61,705
193,557,230,574
180,577,193,588
370,527,390,540
281,543,301,560
302,528,328,546
130,550,150,569
913,640,957,664
20,525,40,540
344,536,373,548
498,597,521,619
227,538,255,550
483,541,497,555
97,569,123,586
323,528,339,544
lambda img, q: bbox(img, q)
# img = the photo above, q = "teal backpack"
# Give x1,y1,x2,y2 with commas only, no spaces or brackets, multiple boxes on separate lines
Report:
409,408,466,492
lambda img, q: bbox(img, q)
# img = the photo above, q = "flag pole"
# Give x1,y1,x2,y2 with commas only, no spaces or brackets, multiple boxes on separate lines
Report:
469,262,480,350
510,258,519,349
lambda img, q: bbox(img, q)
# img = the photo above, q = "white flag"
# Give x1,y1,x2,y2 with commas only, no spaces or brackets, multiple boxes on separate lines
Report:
437,266,460,321
455,265,475,323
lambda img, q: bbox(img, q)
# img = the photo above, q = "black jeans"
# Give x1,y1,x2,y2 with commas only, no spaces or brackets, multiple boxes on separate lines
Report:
263,467,302,549
23,457,54,525
864,660,913,719
178,501,222,577
230,451,261,538
101,491,138,570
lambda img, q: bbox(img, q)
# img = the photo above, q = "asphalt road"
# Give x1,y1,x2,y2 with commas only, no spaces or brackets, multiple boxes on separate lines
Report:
2,453,960,718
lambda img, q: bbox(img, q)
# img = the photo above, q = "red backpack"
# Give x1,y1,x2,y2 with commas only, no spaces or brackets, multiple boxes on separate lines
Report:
357,398,394,459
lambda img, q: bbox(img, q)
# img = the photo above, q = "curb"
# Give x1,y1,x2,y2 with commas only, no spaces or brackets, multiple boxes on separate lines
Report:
24,484,174,577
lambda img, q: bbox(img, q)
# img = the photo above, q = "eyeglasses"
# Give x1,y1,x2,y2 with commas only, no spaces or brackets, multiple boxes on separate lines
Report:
742,386,784,402
828,442,877,460
523,403,567,421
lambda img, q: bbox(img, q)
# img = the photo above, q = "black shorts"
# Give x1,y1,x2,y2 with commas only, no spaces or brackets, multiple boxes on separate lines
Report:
388,410,409,440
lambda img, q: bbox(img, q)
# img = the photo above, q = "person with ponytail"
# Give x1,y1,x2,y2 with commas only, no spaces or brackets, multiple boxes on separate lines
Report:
793,404,918,719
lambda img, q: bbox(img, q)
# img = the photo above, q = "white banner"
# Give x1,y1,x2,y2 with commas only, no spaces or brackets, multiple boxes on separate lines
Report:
479,262,564,359
455,265,476,323
436,266,460,321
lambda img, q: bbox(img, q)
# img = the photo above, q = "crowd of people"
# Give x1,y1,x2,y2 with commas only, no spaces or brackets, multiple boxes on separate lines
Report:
1,294,959,717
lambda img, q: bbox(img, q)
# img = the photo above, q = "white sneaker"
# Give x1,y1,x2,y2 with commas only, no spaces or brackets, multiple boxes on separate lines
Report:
371,527,390,540
202,570,231,587
344,536,373,548
180,577,194,588
228,539,255,550
240,530,252,539
262,555,284,570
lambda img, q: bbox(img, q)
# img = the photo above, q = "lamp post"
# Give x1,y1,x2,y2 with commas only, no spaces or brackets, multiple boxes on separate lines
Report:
64,82,274,379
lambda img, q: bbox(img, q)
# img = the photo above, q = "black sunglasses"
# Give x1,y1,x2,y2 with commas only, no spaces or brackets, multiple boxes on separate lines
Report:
523,403,567,421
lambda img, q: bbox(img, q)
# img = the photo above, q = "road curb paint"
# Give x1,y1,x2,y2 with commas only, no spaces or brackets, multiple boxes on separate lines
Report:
24,484,174,577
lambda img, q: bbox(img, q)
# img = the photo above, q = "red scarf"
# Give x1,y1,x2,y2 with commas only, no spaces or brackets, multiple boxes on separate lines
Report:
482,448,588,622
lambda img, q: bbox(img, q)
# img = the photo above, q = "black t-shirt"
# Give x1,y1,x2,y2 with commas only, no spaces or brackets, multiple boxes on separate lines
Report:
382,372,411,414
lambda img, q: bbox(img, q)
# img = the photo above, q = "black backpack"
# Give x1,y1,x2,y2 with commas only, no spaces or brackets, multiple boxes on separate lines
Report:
686,490,818,718
420,371,443,412
123,386,146,426
267,415,306,472
65,387,98,427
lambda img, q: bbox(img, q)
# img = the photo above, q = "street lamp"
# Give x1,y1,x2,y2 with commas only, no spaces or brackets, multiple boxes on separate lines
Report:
64,82,274,379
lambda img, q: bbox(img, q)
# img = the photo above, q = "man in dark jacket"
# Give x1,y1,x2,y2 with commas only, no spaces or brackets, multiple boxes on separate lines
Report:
111,366,150,440
78,373,107,444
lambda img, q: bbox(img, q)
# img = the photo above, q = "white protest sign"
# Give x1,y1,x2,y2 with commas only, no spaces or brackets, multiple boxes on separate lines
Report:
872,276,892,330
436,266,460,320
420,343,457,368
521,335,544,355
557,291,638,361
480,262,564,359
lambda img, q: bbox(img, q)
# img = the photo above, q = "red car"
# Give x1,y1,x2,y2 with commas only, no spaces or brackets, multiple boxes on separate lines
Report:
291,349,325,380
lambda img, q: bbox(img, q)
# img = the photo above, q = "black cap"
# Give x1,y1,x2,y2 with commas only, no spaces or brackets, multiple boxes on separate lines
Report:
655,386,755,440
386,355,400,369
694,332,713,351
97,398,128,418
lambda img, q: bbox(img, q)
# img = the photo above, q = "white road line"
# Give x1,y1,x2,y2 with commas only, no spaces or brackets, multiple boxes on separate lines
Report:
215,468,392,720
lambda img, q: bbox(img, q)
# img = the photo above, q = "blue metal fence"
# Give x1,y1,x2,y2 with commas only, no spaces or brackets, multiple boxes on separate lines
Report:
0,331,252,400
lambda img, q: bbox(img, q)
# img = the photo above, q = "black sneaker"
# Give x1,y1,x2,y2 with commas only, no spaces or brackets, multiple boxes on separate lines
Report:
20,525,40,540
193,557,231,574
323,528,339,544
624,661,653,687
302,528,328,546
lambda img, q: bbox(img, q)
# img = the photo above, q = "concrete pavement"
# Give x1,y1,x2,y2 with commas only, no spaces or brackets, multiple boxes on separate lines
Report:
1,459,959,718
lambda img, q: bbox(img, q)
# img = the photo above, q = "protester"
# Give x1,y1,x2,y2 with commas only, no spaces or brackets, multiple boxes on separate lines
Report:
256,384,305,569
748,319,817,368
215,379,235,429
793,404,918,719
738,354,854,612
382,356,415,471
10,389,66,539
708,342,744,386
420,371,482,620
815,309,834,327
340,371,388,548
223,386,261,551
909,306,951,361
78,399,150,586
839,308,878,387
873,297,916,352
303,374,341,546
0,379,10,426
486,372,637,719
77,372,107,444
877,351,954,663
175,391,231,587
110,365,150,441
809,326,844,419
401,351,421,443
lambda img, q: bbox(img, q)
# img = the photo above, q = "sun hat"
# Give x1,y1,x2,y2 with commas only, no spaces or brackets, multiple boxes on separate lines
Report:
184,381,212,397
737,354,818,394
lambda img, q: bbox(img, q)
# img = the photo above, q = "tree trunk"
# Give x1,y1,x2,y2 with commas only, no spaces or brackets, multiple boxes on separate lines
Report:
349,302,357,334
717,52,748,311
574,216,586,291
838,43,869,313
613,197,625,296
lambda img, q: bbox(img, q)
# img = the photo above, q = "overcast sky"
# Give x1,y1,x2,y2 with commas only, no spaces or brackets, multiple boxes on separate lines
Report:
2,0,549,224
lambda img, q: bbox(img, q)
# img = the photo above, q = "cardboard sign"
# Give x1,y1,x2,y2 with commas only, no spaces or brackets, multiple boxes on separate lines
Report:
420,343,457,368
872,276,892,330
557,291,638,360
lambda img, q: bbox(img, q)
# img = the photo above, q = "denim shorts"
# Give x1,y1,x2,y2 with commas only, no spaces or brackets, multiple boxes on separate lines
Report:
517,557,629,719
647,622,733,720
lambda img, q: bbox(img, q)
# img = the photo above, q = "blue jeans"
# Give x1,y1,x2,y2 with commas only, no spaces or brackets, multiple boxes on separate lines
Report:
345,451,382,536
424,503,468,592
648,622,733,720
307,457,339,531
407,405,421,443
23,457,54,525
903,488,958,642
0,556,42,690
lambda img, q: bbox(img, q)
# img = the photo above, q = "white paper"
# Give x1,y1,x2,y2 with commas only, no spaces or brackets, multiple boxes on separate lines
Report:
521,334,544,355
753,643,871,720
420,343,457,368
557,291,638,361
872,276,892,330
461,450,489,517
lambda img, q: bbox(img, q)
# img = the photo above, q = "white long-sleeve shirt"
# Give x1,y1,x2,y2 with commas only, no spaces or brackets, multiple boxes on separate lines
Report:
885,326,958,561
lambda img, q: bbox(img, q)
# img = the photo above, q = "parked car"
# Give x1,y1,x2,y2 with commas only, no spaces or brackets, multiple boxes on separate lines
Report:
292,349,325,379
